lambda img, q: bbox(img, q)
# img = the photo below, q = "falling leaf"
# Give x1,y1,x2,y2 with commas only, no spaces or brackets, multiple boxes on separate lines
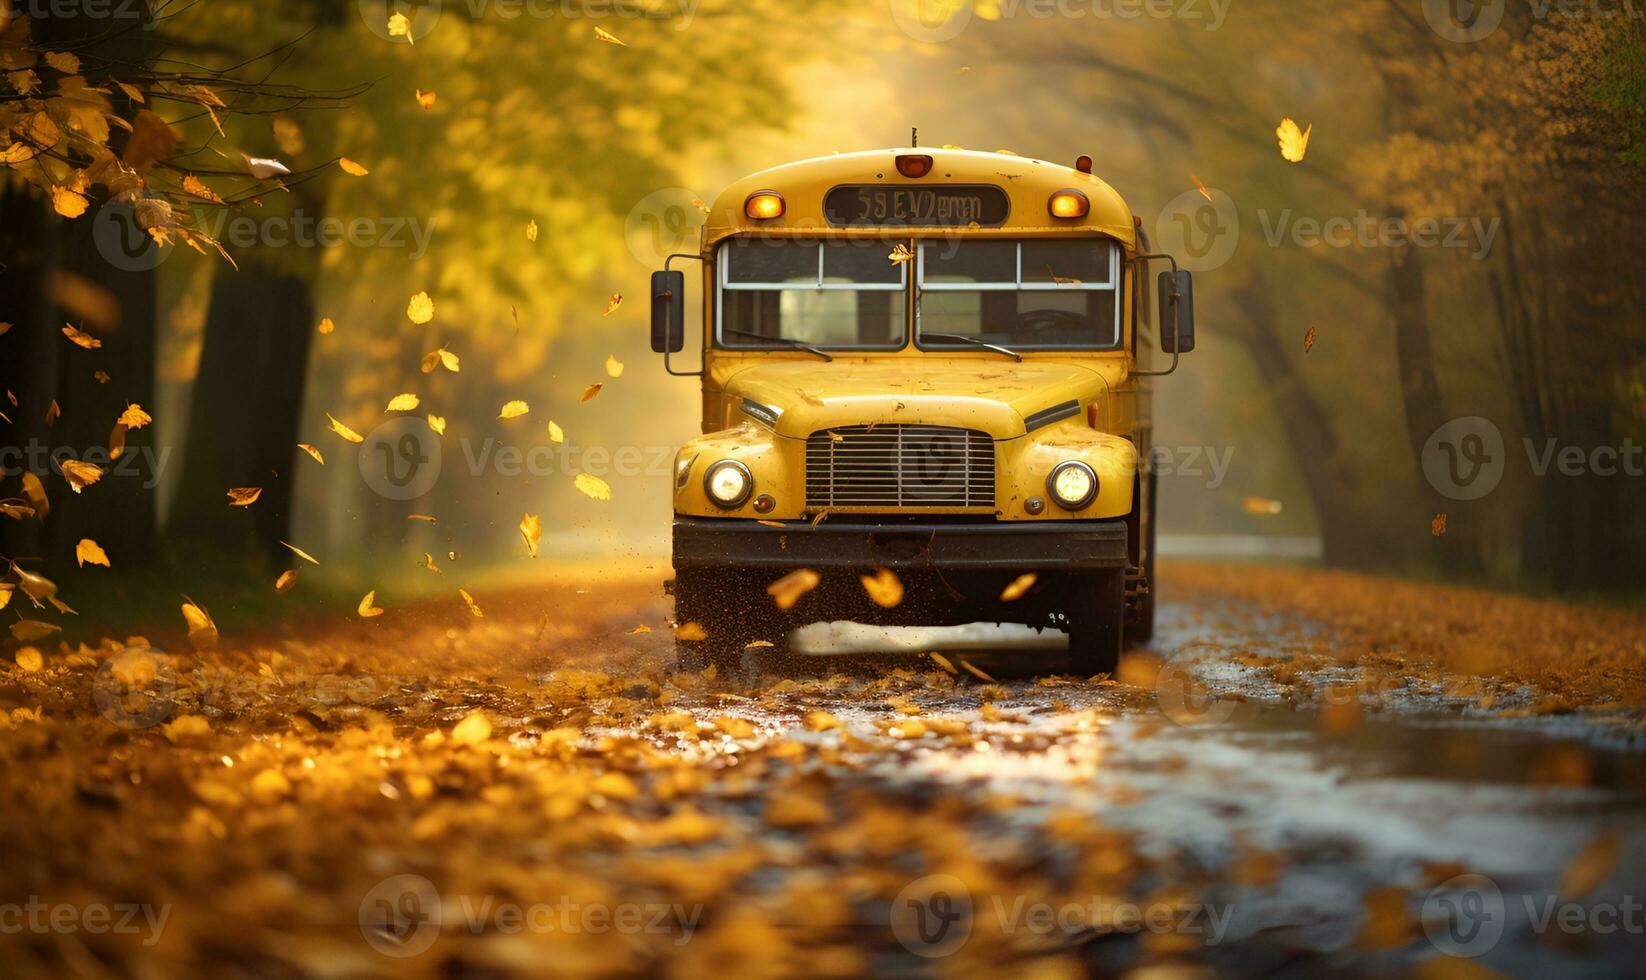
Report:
44,50,81,74
426,414,446,435
594,26,626,46
605,355,624,378
75,538,110,568
580,383,603,403
547,421,565,443
51,186,88,218
451,711,492,746
281,541,320,565
241,154,291,179
767,569,820,611
421,346,460,373
14,647,43,671
1303,326,1318,353
520,513,542,558
385,393,421,412
1242,497,1283,516
674,621,708,641
326,412,364,443
458,588,484,618
627,624,652,634
406,291,435,325
1000,573,1037,602
338,157,369,176
181,174,223,203
11,621,58,643
387,11,414,43
930,653,958,674
603,294,622,317
1561,830,1620,898
498,400,530,420
62,324,101,349
93,371,109,384
58,459,102,493
358,590,384,618
860,568,904,608
45,400,60,426
226,487,262,507
422,553,441,573
1276,117,1312,163
526,220,538,242
298,444,324,465
275,570,297,593
1191,173,1212,201
408,514,438,523
317,317,335,334
568,473,609,502
888,243,914,265
116,403,152,429
1432,513,1448,537
691,197,711,214
20,472,48,520
180,598,218,650
415,88,437,109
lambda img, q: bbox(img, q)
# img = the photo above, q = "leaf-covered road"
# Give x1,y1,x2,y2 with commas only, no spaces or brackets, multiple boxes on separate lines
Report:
2,564,1644,978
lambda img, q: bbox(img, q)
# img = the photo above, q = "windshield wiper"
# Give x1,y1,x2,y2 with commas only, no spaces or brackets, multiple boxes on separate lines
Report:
723,327,833,362
922,332,1023,362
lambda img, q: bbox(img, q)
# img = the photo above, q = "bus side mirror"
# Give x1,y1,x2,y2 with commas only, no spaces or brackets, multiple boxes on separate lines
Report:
1158,270,1196,354
651,270,685,354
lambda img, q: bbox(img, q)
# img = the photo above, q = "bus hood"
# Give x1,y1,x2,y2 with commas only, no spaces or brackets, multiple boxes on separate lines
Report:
720,359,1127,440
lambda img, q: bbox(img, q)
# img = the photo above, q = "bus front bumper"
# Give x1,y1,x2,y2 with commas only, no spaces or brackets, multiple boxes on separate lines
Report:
672,517,1129,572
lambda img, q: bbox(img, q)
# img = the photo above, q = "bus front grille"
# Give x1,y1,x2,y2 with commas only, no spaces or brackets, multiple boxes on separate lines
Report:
805,425,995,510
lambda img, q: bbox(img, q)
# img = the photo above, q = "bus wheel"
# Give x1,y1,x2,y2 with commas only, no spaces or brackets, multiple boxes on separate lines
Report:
1066,570,1125,677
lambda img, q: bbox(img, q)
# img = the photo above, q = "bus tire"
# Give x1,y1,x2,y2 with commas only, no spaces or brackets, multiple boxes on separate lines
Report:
1067,570,1125,677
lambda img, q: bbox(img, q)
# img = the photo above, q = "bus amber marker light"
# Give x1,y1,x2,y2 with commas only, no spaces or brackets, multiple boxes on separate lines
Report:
744,191,785,220
1048,189,1089,219
895,154,934,179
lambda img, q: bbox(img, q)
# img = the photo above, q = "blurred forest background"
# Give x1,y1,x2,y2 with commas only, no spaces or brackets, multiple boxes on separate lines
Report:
2,0,1645,628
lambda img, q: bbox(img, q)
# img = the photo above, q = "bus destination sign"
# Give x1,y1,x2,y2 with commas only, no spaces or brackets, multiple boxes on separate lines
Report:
823,185,1010,227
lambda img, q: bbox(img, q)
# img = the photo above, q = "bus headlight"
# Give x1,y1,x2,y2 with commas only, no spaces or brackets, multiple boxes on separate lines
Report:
1047,461,1098,510
704,460,754,509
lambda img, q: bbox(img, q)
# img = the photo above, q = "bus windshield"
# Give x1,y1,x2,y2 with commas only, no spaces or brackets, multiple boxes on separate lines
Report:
717,239,906,351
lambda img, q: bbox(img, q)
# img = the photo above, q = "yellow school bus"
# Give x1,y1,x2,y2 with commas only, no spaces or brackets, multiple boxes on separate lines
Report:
651,146,1195,674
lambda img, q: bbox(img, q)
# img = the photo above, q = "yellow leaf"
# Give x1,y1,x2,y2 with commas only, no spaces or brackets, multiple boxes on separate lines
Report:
75,538,109,568
547,421,565,443
888,243,914,265
387,11,414,42
226,487,261,506
421,346,460,373
117,403,152,428
44,51,80,74
804,710,839,732
51,186,88,218
415,88,437,109
1276,117,1312,163
11,621,60,643
451,710,491,746
180,597,217,650
498,400,529,420
14,647,43,672
1000,573,1037,602
767,569,820,611
1432,513,1448,537
326,412,364,443
1242,497,1283,516
580,383,603,403
59,459,102,493
385,392,420,412
338,157,369,176
594,26,626,46
298,443,324,465
46,400,60,426
603,294,622,316
675,621,708,641
458,587,484,618
526,219,538,242
1303,326,1318,353
275,569,297,592
426,414,446,435
574,473,610,501
280,541,320,565
358,590,384,618
627,624,652,634
408,514,437,523
520,512,542,558
93,370,108,383
605,355,625,378
181,174,223,203
1562,831,1620,898
20,472,48,520
62,324,101,349
859,568,903,608
406,290,435,325
317,317,335,334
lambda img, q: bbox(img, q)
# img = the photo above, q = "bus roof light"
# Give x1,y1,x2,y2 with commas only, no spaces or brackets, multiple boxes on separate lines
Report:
1048,189,1090,219
895,154,934,179
1075,154,1093,174
744,190,785,220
